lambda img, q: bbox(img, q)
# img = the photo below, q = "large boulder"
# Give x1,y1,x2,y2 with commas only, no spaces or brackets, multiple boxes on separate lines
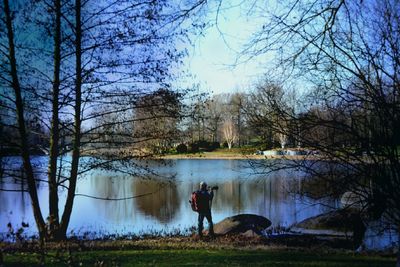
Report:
290,209,366,248
340,191,366,209
212,214,271,236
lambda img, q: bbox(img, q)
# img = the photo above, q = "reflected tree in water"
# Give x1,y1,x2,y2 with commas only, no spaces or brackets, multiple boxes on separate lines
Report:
134,179,179,223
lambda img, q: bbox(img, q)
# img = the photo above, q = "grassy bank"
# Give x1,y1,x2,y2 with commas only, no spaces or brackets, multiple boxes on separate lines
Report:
1,237,396,266
3,248,395,266
162,148,320,160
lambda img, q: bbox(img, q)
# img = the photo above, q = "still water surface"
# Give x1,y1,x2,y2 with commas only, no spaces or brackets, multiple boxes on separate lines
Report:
1,157,336,237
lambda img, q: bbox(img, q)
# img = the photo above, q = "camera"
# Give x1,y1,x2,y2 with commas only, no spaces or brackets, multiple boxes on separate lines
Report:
210,186,219,191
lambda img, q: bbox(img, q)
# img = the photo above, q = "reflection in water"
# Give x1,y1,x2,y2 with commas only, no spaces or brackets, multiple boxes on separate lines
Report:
134,180,179,223
86,174,137,224
1,158,333,237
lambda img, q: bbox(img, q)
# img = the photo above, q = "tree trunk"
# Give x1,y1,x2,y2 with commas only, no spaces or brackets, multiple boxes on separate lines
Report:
397,227,400,267
47,0,62,239
59,0,82,239
237,105,241,147
3,0,46,240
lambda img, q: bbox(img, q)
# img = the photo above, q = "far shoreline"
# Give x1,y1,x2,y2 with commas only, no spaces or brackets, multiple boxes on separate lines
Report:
161,153,316,160
161,154,262,160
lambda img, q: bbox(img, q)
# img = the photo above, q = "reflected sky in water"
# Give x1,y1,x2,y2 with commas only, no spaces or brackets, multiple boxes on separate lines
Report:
0,158,336,237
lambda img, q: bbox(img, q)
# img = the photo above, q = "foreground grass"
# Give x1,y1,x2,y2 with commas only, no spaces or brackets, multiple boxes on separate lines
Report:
3,248,395,267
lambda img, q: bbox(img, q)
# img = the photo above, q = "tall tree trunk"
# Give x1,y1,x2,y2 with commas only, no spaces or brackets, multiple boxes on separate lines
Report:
59,0,82,239
48,0,62,239
397,226,400,267
237,104,241,147
3,0,46,240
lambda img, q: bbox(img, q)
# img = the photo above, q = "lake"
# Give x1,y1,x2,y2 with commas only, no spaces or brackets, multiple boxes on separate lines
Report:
0,157,395,249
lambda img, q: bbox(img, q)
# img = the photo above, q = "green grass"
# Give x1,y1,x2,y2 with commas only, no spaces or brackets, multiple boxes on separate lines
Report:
3,249,395,267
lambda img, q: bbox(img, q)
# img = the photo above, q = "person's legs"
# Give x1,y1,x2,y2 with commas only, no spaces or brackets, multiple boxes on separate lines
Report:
198,213,205,236
205,212,214,236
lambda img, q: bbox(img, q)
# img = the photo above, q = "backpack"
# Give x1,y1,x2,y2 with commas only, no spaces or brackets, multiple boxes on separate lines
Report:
190,191,202,212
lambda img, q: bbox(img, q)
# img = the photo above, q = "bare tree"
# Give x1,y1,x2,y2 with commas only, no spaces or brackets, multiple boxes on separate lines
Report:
1,0,47,240
242,0,400,259
0,0,208,241
204,95,224,142
277,133,288,149
229,93,246,146
132,88,183,154
245,82,294,149
222,119,237,149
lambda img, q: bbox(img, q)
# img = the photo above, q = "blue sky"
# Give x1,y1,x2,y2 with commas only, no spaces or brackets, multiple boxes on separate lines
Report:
181,2,271,95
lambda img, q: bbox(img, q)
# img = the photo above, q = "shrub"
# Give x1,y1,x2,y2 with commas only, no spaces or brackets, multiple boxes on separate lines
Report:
176,143,187,154
189,140,220,152
210,142,220,150
189,143,199,153
197,140,209,149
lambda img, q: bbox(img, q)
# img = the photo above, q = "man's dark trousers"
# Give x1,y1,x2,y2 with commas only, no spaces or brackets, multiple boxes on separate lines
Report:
198,211,214,236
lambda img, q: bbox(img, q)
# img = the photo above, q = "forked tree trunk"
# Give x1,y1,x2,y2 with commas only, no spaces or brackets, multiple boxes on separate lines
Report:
227,141,233,150
47,0,62,240
59,0,82,239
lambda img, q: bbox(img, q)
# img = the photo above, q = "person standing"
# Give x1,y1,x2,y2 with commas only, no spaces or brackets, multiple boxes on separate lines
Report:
196,181,215,237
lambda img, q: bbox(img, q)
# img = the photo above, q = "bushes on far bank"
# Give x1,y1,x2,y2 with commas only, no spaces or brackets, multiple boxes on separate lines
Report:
176,144,188,153
175,141,221,154
173,142,260,155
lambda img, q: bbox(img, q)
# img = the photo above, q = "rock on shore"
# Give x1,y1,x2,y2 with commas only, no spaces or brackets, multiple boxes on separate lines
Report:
290,209,366,248
212,214,271,236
